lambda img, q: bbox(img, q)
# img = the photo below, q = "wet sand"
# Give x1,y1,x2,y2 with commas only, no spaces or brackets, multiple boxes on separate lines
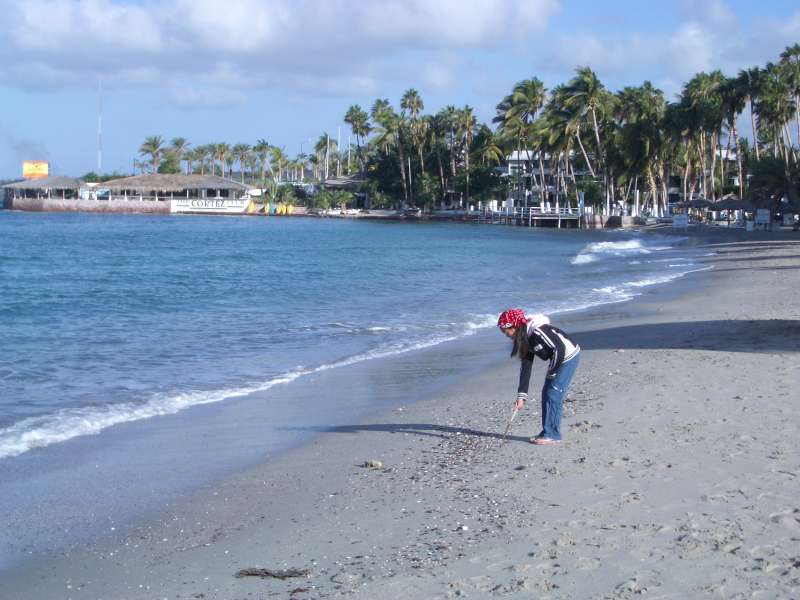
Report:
2,228,799,599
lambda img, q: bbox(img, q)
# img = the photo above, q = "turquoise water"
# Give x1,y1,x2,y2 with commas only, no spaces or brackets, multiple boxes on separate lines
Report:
0,212,701,460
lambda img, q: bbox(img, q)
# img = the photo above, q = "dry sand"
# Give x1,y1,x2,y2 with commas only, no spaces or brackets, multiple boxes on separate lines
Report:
2,228,799,599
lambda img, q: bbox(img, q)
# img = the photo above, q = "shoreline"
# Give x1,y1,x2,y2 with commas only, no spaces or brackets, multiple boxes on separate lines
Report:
2,227,799,599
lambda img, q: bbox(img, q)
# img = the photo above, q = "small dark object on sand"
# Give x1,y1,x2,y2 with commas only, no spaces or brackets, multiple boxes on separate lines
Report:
235,567,311,579
362,459,383,469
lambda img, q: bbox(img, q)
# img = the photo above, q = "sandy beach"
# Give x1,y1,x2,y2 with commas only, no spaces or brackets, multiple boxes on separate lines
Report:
2,227,799,600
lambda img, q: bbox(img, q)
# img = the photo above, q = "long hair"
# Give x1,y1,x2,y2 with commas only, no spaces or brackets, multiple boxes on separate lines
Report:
510,324,530,359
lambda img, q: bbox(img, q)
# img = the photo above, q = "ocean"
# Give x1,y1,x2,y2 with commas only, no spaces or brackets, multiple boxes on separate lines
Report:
0,211,706,567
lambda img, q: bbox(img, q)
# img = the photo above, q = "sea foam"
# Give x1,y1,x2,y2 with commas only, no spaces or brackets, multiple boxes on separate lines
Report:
571,239,655,265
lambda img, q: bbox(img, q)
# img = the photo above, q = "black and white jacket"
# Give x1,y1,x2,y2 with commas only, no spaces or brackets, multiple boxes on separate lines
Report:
516,318,580,402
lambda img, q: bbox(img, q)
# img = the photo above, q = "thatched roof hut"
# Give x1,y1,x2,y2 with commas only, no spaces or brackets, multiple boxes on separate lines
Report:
713,197,755,211
679,198,714,209
3,176,83,190
102,174,248,193
323,174,367,190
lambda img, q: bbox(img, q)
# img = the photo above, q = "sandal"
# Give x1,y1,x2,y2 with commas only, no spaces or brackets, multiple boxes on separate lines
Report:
530,437,561,445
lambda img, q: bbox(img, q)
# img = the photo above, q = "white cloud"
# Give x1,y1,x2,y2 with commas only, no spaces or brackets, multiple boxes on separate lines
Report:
668,22,715,79
166,86,247,110
9,0,162,52
536,2,800,97
359,0,559,46
0,0,561,107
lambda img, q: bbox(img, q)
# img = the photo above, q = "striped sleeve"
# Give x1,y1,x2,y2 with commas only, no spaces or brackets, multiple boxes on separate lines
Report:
517,354,533,400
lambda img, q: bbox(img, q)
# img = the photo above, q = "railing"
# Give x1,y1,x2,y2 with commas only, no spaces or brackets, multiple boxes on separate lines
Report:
479,206,582,219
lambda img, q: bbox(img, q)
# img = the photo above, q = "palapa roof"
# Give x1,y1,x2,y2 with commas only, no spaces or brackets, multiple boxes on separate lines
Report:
323,174,367,190
3,176,83,190
679,198,714,209
102,174,249,193
713,197,755,211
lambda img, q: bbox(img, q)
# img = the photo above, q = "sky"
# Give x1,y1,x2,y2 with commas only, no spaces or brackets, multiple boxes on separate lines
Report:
0,0,799,178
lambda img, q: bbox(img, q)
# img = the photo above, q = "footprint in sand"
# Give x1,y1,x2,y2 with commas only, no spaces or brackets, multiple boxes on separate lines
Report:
575,557,601,570
768,509,800,530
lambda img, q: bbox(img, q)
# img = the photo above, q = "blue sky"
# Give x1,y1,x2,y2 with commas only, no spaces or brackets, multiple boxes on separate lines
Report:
0,0,798,178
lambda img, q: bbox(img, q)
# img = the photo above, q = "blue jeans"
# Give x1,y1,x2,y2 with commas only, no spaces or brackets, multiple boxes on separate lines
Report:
539,353,580,440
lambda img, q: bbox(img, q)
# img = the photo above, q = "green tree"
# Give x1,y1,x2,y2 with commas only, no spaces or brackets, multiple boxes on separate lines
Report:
139,136,164,173
779,43,800,150
401,88,428,179
616,82,667,214
457,106,477,203
737,66,764,160
720,77,748,198
214,143,231,177
371,103,410,204
170,137,191,174
157,153,181,174
344,105,372,172
270,146,289,181
232,143,252,183
253,140,271,182
756,63,796,163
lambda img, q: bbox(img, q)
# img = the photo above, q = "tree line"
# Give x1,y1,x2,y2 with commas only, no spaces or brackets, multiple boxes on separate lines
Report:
128,43,800,212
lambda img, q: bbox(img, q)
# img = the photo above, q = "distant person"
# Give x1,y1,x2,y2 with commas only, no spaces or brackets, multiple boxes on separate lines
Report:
497,309,581,445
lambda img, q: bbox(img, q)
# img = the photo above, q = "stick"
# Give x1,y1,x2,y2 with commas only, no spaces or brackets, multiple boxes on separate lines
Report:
500,406,519,444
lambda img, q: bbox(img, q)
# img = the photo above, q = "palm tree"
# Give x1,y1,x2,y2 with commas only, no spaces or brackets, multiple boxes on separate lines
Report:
756,63,797,163
441,105,460,183
616,82,667,215
214,143,231,177
371,105,410,203
737,66,764,160
200,144,217,175
720,77,748,198
170,137,191,173
495,78,548,203
270,146,288,181
184,147,199,174
344,105,372,172
232,143,252,183
457,106,477,203
295,153,309,182
370,98,391,121
563,68,610,173
779,43,800,148
538,90,579,210
253,139,271,183
401,88,428,177
139,136,164,173
562,67,618,210
474,125,505,166
682,71,726,199
429,111,452,204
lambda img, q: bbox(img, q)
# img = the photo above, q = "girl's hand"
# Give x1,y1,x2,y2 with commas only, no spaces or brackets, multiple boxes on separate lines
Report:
514,398,525,411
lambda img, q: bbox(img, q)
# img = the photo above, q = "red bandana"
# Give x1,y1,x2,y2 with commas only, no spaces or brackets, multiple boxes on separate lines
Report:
497,308,526,329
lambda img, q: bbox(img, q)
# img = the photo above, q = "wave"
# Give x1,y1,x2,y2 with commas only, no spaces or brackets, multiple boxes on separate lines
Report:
0,313,501,460
591,265,713,302
0,371,307,460
571,238,682,265
0,264,709,460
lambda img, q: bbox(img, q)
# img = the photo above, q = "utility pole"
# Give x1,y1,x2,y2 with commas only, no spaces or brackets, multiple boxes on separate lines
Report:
325,134,330,180
97,77,103,173
336,126,341,177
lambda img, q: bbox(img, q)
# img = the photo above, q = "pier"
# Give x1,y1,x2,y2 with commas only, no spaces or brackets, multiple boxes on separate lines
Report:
475,206,583,228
